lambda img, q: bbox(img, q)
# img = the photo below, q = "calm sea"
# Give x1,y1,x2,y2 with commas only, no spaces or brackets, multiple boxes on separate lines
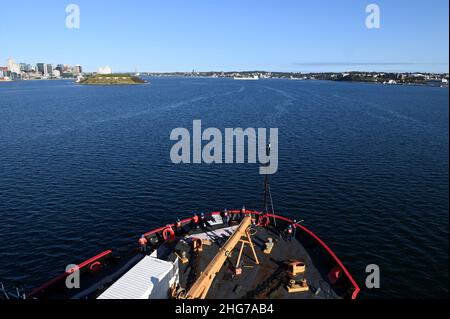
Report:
0,78,448,298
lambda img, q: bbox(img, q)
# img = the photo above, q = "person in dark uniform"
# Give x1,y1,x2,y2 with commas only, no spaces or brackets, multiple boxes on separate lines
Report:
223,209,229,225
292,219,298,238
191,213,199,230
175,219,183,235
286,225,294,241
240,206,246,220
199,212,210,231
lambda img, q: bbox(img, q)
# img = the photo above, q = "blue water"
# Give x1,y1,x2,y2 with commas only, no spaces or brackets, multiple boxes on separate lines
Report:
0,78,448,298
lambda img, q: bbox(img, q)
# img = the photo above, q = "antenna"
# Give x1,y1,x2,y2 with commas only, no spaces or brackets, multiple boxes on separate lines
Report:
263,143,270,213
262,143,277,229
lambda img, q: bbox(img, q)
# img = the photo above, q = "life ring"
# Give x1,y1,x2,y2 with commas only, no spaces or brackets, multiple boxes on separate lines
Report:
89,261,101,272
163,227,175,241
328,267,342,284
258,214,270,227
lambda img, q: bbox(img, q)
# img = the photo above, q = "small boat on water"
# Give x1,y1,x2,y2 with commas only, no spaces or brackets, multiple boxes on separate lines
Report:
234,75,259,81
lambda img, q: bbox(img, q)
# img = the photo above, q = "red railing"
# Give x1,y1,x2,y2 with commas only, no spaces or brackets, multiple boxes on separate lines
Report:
27,250,112,298
143,209,360,299
262,212,361,299
29,210,360,299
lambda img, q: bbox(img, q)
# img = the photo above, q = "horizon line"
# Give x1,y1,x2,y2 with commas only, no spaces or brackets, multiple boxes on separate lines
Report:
90,69,450,75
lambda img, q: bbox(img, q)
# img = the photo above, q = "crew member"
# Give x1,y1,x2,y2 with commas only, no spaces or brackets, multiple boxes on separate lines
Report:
200,212,210,231
292,219,298,238
192,213,199,230
138,235,148,253
175,219,183,235
241,206,246,220
223,209,229,225
286,225,294,241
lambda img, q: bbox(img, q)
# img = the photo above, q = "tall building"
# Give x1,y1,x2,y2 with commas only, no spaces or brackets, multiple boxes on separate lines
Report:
36,63,45,75
20,63,34,72
73,65,82,74
45,64,53,76
56,64,64,73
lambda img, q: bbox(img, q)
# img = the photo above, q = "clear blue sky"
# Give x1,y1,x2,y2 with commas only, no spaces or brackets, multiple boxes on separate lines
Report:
0,0,448,73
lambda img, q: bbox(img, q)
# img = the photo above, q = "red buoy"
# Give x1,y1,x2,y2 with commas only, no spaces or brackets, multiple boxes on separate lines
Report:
163,226,175,241
328,267,342,284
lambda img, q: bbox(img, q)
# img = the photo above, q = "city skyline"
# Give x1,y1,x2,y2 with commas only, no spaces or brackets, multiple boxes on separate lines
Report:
3,57,449,76
1,0,449,73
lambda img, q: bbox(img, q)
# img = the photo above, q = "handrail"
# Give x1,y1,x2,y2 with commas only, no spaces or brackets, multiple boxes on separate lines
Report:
264,213,361,299
143,209,360,299
29,209,360,299
27,250,112,298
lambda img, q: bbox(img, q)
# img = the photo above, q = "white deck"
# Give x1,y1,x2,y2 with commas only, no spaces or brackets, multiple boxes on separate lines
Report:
186,225,238,242
207,214,223,226
97,256,178,299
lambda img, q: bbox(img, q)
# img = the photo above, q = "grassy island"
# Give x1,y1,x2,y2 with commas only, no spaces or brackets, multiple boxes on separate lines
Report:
78,74,147,85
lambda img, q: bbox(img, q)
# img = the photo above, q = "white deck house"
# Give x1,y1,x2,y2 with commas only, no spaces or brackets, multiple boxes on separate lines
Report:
97,256,178,299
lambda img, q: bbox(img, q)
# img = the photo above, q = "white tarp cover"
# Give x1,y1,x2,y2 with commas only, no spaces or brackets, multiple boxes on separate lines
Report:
97,256,177,299
186,225,238,242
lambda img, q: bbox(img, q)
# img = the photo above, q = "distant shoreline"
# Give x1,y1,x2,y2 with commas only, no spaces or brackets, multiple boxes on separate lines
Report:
2,72,448,88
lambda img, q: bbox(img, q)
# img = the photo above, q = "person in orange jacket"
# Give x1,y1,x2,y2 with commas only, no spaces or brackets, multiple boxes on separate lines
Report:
138,235,148,252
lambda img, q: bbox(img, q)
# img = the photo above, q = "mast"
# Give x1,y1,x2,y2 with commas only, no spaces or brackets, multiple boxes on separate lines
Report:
263,143,270,213
262,143,277,228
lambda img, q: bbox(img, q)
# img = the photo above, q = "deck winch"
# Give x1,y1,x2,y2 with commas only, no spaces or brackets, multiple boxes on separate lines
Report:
288,260,306,276
287,278,309,293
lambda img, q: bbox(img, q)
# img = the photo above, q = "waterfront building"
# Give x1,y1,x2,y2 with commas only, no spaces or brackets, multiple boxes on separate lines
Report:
73,65,82,74
55,64,64,73
19,63,33,72
36,63,45,74
97,66,112,74
45,64,53,76
6,58,20,74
